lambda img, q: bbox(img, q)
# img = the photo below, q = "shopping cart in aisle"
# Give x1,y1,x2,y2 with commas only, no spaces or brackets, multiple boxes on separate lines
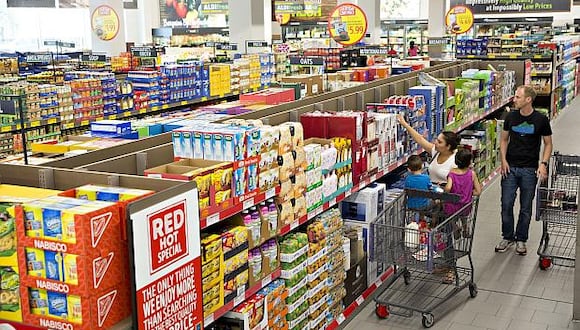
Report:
370,189,479,328
536,152,580,270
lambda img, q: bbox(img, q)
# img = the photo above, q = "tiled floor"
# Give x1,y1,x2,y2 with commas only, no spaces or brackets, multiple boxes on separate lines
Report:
343,99,580,330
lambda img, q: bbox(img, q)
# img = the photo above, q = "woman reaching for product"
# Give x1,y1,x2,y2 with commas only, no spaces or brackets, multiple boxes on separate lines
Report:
397,114,460,185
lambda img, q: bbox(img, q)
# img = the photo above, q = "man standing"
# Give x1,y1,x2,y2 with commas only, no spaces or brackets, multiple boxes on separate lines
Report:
495,85,553,255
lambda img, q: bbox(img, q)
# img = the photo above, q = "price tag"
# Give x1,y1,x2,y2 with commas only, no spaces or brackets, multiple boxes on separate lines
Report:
139,109,146,114
307,210,315,220
243,198,254,210
162,104,169,109
336,314,346,324
81,120,89,126
109,115,116,120
205,314,214,325
345,190,352,198
359,181,366,190
329,198,336,207
265,188,275,200
123,111,131,117
48,118,57,124
206,213,220,227
290,221,299,230
1,126,10,133
233,91,239,95
355,296,365,306
234,292,245,306
201,97,208,101
488,54,496,59
509,54,517,59
181,101,188,106
262,274,272,287
31,121,40,128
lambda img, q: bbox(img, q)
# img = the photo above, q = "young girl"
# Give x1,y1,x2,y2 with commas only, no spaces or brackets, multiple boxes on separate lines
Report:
444,148,482,216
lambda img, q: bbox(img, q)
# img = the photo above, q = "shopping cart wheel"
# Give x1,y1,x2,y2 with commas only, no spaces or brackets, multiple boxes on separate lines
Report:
469,283,478,298
539,257,552,270
404,270,411,285
422,313,434,328
375,304,389,319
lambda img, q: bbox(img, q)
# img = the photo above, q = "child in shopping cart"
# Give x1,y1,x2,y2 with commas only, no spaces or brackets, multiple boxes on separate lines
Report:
405,155,435,211
443,148,482,220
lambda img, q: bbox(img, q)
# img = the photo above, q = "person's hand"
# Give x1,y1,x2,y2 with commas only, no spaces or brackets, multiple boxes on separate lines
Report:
537,164,548,182
396,114,408,128
500,161,510,178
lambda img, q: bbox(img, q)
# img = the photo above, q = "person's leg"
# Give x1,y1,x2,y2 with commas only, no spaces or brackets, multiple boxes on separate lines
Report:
500,170,519,240
515,167,538,243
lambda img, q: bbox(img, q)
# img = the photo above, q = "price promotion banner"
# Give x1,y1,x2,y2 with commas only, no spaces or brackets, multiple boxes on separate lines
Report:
328,3,368,46
129,183,203,330
91,5,121,41
445,5,474,34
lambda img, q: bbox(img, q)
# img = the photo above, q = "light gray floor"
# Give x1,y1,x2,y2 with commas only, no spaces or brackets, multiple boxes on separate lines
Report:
344,97,580,330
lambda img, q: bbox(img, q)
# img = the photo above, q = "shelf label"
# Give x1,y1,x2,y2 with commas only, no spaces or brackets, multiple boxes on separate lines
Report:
205,314,214,325
243,198,254,210
355,296,364,306
261,274,272,287
109,115,117,120
206,213,220,227
30,121,40,128
180,101,188,106
265,188,275,200
290,221,299,231
336,314,346,324
329,198,337,207
81,120,89,126
123,111,131,117
162,104,169,109
234,292,245,306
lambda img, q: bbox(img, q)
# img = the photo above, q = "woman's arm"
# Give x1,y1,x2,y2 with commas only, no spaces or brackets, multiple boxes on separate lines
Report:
472,171,482,196
397,114,434,153
444,176,453,192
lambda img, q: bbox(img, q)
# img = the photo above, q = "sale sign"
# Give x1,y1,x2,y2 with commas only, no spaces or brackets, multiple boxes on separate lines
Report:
129,185,202,330
328,3,368,46
445,5,474,34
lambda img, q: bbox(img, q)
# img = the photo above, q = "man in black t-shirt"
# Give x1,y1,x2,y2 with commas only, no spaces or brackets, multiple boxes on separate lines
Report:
495,85,553,255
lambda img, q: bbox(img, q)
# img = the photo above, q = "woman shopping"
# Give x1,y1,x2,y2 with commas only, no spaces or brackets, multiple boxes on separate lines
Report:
397,114,460,185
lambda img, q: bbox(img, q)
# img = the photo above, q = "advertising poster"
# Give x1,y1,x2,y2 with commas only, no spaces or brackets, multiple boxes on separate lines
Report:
7,0,55,7
445,5,474,34
328,3,368,46
449,0,571,14
275,0,337,23
91,5,121,41
160,0,229,28
129,185,203,330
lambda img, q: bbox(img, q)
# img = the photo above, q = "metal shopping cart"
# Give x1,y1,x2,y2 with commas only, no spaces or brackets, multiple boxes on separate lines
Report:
370,189,479,328
536,152,580,270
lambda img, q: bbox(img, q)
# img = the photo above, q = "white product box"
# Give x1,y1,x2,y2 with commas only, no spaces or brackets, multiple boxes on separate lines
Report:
340,183,386,222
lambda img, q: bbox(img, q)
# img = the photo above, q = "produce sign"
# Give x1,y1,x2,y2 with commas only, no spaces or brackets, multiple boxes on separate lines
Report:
328,3,368,46
129,184,203,330
160,0,229,28
200,0,228,14
450,0,571,14
91,5,121,41
445,5,474,34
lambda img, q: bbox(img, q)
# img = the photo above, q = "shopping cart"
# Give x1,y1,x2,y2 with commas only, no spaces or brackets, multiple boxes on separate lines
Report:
536,152,580,270
370,189,479,328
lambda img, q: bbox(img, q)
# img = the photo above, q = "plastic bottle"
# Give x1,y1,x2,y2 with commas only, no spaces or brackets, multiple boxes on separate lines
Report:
267,199,278,233
242,210,252,229
269,240,278,269
250,206,262,243
252,249,262,279
405,221,420,248
259,202,269,236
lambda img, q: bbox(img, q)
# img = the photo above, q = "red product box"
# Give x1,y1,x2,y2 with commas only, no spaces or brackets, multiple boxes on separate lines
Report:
240,88,295,105
20,284,131,330
14,203,122,257
17,246,127,296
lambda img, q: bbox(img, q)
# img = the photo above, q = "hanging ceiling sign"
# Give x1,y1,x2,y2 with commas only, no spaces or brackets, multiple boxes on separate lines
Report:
328,3,368,46
449,0,571,14
445,5,474,34
200,0,229,15
91,5,121,41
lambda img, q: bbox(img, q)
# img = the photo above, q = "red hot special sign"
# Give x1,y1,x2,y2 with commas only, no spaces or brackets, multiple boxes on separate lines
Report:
130,187,202,330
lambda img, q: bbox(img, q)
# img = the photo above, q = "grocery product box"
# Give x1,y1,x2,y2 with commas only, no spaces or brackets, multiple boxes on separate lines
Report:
14,198,122,257
340,183,386,222
343,256,367,307
280,74,324,97
31,136,96,154
0,265,22,322
19,284,131,330
239,88,295,105
90,120,131,137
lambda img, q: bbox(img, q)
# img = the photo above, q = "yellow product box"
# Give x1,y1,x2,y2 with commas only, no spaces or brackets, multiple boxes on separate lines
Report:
67,294,83,324
24,247,46,278
201,233,223,263
29,288,49,316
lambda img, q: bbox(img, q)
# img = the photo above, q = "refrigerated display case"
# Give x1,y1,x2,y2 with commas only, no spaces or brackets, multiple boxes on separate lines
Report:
380,20,428,57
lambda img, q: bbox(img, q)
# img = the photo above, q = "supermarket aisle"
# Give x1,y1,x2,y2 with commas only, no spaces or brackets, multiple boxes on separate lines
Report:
344,99,580,330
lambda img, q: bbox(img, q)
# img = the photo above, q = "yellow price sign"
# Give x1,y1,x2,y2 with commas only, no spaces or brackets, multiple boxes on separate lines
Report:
48,118,57,124
445,5,474,35
109,115,117,120
328,4,368,46
91,5,120,41
81,120,89,126
180,101,188,106
488,54,496,58
1,126,11,133
123,111,131,117
139,109,146,114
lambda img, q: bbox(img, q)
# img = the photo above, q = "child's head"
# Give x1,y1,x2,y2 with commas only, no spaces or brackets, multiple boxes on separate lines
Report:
407,155,423,172
455,148,473,169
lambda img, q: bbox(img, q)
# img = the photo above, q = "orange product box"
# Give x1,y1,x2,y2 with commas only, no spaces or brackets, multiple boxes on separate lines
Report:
14,198,122,257
20,283,131,330
18,246,127,296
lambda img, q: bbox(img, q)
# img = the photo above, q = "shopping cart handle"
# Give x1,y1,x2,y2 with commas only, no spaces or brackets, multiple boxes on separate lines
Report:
404,188,460,203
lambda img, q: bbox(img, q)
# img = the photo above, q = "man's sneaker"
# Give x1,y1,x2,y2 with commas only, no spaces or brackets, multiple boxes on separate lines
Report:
495,239,514,252
516,241,527,255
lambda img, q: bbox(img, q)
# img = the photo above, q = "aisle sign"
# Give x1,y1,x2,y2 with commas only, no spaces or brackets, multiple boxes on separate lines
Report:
328,3,368,46
81,54,107,62
25,53,52,63
359,47,389,56
131,46,158,58
247,41,269,48
129,183,203,330
445,5,474,34
216,43,238,51
289,56,325,66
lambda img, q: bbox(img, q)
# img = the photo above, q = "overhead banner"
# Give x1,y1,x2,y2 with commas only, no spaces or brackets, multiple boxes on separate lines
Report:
328,3,368,46
446,5,474,34
275,0,336,23
450,0,572,14
160,0,229,27
129,184,203,330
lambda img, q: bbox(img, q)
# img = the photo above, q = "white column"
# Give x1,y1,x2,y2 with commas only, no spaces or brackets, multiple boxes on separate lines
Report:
229,0,272,50
428,0,446,38
90,0,126,55
124,0,160,45
337,0,381,44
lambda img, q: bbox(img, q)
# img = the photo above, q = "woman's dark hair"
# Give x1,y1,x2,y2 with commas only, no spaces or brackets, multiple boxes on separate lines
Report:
410,41,415,47
441,131,460,151
455,148,473,169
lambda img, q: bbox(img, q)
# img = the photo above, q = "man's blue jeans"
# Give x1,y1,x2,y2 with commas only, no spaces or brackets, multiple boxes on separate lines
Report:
501,167,538,242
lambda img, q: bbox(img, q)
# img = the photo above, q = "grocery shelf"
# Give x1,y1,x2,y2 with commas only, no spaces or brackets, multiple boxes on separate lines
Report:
278,150,423,236
326,267,395,330
200,186,278,229
481,166,501,188
452,97,513,133
203,268,281,326
457,54,552,60
0,117,60,133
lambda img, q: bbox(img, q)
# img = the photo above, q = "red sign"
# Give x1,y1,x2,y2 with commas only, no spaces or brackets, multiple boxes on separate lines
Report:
136,259,202,330
148,200,189,274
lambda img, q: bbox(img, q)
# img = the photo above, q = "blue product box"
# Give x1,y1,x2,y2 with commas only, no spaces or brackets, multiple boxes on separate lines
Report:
90,120,132,136
47,291,68,319
44,251,64,282
42,208,63,240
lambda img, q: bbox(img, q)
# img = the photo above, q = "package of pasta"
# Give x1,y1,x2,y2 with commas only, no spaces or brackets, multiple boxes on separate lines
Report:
0,204,16,258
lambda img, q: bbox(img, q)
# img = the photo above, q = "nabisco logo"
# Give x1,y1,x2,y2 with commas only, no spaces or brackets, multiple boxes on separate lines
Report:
91,212,113,248
97,290,117,327
93,252,114,288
